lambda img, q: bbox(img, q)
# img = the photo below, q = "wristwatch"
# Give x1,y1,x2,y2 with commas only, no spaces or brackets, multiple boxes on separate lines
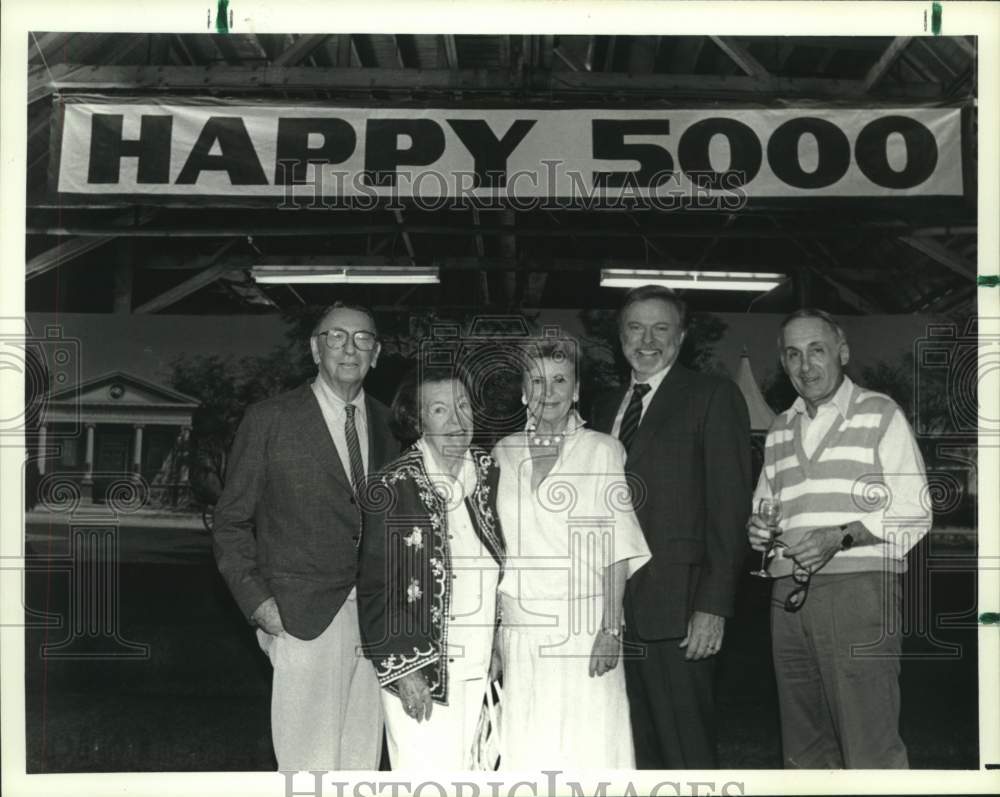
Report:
839,524,854,551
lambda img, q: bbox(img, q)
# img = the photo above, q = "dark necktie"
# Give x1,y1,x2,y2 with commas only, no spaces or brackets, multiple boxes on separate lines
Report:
618,383,651,455
344,404,366,493
344,405,367,549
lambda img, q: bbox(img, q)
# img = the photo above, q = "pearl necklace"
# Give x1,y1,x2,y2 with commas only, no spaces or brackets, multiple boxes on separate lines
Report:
529,432,564,448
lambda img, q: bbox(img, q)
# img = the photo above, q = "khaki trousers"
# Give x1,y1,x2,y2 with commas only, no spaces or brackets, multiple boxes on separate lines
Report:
771,571,908,769
258,591,383,771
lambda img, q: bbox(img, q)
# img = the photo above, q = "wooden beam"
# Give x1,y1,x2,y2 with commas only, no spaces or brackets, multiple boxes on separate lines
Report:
113,244,133,314
899,236,976,280
273,34,329,67
500,209,518,305
393,210,416,258
710,37,773,83
329,35,352,68
800,261,882,314
470,208,486,257
171,34,196,66
911,226,977,237
899,51,935,83
105,34,149,66
394,35,421,69
539,35,555,71
30,32,69,62
442,35,459,69
954,37,976,58
915,38,959,79
26,209,157,279
918,283,977,314
670,38,705,73
602,36,617,72
28,63,946,100
782,235,883,314
524,273,548,306
33,220,953,240
627,36,659,75
133,241,243,313
863,37,913,92
553,46,584,72
211,34,244,66
776,41,797,70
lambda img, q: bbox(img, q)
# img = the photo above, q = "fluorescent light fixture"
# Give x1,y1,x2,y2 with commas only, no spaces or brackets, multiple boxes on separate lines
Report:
600,269,785,292
252,265,439,285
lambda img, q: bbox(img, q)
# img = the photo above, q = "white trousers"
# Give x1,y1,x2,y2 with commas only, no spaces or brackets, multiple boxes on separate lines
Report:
381,673,488,770
257,592,383,771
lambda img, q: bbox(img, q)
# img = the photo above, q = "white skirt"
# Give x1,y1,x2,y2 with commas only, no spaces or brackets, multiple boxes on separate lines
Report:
382,673,490,771
498,594,636,771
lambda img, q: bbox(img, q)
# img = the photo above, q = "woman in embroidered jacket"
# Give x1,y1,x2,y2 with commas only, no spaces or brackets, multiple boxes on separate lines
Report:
357,363,505,770
492,338,650,769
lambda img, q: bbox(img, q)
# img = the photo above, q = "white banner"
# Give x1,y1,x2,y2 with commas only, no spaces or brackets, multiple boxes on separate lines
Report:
53,101,966,203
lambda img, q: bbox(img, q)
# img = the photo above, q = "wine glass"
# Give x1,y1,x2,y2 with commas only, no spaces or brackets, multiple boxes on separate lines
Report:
750,497,782,578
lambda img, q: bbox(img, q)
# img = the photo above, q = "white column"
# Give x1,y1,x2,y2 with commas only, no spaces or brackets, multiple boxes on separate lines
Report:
37,423,48,475
178,426,191,483
82,424,95,485
132,424,144,474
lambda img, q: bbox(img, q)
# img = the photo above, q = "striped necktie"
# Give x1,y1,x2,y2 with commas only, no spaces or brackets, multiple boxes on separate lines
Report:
344,403,366,495
344,404,366,548
618,383,651,455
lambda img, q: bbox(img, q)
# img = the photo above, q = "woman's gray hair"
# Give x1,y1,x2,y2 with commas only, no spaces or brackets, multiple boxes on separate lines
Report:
518,337,582,376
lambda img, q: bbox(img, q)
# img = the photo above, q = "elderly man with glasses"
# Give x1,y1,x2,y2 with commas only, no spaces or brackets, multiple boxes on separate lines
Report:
213,301,397,771
748,308,931,769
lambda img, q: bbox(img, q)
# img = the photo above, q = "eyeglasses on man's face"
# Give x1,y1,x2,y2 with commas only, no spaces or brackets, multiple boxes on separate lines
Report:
317,328,378,351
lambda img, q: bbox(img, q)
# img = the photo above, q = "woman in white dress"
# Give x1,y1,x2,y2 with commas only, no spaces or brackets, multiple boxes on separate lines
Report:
492,338,650,770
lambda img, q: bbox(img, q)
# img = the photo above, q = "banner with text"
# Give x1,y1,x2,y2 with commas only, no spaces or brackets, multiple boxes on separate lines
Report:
51,98,966,206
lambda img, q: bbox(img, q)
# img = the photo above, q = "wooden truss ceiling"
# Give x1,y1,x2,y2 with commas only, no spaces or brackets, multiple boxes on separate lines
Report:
25,33,978,316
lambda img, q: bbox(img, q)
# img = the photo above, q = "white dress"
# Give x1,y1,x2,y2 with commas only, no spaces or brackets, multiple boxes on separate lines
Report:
492,424,651,770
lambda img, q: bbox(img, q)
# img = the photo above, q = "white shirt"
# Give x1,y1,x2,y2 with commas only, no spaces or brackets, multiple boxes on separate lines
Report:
416,439,499,678
312,377,369,480
493,428,651,602
610,363,673,439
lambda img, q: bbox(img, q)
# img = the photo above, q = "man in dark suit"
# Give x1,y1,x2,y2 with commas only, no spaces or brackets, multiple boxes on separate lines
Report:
592,285,751,769
212,301,396,771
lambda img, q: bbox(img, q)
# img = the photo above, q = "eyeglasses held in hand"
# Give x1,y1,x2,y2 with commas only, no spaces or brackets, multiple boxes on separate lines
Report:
318,328,378,351
783,563,812,613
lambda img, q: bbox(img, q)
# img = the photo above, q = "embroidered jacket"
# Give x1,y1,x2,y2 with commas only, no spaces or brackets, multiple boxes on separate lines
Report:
356,445,505,704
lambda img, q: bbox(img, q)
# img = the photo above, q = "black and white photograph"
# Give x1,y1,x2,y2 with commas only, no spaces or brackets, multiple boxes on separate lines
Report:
2,2,998,796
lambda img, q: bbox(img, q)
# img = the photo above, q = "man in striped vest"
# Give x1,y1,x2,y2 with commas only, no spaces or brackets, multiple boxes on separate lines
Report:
748,308,930,769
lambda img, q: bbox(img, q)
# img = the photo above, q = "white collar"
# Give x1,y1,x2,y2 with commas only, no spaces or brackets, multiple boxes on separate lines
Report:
416,437,477,504
629,362,672,396
791,375,854,418
313,376,366,415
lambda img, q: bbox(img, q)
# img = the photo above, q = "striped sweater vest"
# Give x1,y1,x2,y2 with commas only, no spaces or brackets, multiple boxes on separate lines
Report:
763,386,905,578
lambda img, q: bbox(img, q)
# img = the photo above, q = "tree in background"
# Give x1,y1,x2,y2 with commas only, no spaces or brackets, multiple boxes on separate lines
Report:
168,346,309,506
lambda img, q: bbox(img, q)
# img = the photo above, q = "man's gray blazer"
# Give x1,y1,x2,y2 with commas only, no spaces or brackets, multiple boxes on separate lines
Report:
212,383,397,640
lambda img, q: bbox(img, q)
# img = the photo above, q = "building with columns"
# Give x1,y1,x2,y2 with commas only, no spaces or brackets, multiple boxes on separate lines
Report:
40,371,199,507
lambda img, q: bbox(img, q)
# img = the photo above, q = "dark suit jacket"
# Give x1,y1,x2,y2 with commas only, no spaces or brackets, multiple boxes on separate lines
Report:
212,382,396,641
591,364,751,641
357,446,505,704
